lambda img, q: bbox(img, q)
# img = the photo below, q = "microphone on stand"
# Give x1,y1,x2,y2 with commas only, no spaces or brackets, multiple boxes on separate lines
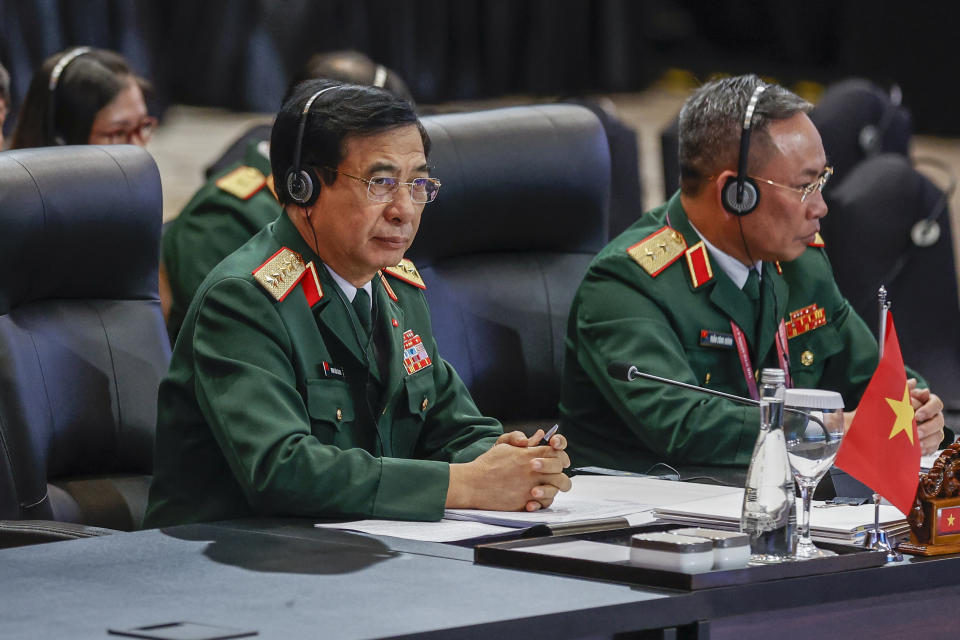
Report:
606,362,825,428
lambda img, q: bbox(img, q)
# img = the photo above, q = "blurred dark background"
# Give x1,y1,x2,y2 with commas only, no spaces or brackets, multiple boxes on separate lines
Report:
0,0,955,137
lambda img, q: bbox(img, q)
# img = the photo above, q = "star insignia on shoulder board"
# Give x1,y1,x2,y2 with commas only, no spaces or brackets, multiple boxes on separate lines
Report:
626,226,686,277
384,258,426,289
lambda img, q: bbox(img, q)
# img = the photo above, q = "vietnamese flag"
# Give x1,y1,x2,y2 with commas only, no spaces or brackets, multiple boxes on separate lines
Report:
835,311,920,514
937,506,960,535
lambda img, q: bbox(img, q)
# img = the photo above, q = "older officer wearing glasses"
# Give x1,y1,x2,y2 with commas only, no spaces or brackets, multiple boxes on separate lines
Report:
559,74,944,474
145,80,570,527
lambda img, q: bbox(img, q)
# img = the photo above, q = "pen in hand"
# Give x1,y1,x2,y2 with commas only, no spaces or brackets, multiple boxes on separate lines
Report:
541,424,559,445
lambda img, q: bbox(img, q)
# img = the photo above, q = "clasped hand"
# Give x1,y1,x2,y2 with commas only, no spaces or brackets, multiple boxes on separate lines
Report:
447,428,572,512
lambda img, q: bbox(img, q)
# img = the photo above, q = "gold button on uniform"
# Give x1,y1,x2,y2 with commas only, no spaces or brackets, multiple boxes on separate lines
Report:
421,397,429,411
800,350,815,367
336,408,343,421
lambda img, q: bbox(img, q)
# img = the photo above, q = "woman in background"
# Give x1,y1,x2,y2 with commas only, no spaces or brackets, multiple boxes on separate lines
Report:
10,46,155,149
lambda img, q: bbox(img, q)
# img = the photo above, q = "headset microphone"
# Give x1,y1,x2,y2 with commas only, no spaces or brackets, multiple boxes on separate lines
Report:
722,84,766,216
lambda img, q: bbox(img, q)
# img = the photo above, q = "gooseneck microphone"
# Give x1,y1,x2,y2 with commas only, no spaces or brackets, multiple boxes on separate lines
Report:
608,362,761,407
607,361,825,428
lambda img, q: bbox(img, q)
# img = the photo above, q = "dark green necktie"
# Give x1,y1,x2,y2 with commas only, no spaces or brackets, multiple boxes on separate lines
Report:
743,268,761,302
352,288,372,337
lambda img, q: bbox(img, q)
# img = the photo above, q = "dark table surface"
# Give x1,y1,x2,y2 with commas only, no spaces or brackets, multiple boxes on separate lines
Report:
2,518,960,640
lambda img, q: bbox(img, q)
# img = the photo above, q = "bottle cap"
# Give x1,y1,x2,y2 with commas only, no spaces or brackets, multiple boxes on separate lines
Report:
760,368,785,385
783,388,844,409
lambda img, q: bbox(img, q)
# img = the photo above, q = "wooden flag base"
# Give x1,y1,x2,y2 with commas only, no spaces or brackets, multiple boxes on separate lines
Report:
904,443,960,556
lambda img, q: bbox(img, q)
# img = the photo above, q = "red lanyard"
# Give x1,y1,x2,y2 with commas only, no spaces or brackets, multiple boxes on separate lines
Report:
730,319,792,401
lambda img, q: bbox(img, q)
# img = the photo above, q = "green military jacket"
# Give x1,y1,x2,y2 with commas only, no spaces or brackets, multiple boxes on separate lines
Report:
559,193,903,472
163,141,283,341
144,213,501,528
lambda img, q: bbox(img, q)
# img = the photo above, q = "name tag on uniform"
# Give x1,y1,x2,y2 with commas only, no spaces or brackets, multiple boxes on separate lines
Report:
700,329,734,349
322,361,345,379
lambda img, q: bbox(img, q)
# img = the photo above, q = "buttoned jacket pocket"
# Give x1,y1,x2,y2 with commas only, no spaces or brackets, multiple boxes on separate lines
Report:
788,324,844,389
305,378,354,444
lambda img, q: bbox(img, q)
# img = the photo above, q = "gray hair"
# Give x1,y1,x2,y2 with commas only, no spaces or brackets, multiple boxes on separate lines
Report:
678,74,812,196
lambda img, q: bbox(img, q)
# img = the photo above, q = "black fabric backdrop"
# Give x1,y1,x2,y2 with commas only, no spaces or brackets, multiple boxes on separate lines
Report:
0,0,956,137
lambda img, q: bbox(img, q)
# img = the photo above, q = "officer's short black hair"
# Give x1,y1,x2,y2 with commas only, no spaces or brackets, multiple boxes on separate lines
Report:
270,79,430,206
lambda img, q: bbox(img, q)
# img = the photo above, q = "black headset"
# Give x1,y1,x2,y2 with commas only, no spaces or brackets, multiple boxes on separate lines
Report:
859,84,902,158
47,46,92,146
721,83,767,216
284,84,343,207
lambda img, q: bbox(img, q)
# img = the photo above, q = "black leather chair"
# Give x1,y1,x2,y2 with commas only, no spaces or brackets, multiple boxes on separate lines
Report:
0,145,170,533
809,78,912,188
823,153,960,413
411,105,610,431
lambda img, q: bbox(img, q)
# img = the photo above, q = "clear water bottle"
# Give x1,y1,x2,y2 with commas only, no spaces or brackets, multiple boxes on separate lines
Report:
739,368,797,563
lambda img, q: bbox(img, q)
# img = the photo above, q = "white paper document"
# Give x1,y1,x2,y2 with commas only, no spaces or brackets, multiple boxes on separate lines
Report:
314,476,741,543
444,496,653,528
314,518,516,542
654,490,908,544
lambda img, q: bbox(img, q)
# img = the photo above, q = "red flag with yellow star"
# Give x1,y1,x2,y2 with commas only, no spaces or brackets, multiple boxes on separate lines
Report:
835,311,920,514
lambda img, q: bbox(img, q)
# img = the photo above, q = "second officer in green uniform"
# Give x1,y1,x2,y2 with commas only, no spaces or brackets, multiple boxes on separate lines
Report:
559,75,945,474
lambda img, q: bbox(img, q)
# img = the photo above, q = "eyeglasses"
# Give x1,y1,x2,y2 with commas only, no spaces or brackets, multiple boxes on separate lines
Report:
326,168,441,204
90,116,158,145
750,166,834,203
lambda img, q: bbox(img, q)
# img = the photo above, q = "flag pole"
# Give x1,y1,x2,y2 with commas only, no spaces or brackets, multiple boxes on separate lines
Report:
867,285,902,561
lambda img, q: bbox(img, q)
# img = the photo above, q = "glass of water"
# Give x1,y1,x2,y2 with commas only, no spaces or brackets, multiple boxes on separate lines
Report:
783,389,845,559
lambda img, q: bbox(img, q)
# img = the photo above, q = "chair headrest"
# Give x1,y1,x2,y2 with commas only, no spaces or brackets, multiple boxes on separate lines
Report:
0,145,162,314
409,104,610,265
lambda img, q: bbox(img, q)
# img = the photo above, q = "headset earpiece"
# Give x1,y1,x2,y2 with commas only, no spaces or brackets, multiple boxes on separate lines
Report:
721,83,767,217
285,168,318,207
721,176,760,215
284,84,342,207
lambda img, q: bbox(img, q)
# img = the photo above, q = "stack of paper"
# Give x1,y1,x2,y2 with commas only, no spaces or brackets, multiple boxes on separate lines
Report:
316,476,742,542
654,490,908,545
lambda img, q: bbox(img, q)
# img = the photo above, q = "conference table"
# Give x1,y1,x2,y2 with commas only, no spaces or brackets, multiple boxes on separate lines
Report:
3,516,960,639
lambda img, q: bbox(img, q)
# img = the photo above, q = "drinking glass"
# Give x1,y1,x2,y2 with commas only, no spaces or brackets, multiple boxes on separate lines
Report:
783,389,845,559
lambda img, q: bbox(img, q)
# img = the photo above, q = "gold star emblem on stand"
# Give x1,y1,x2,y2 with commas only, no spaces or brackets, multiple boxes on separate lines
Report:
948,514,956,527
886,383,916,444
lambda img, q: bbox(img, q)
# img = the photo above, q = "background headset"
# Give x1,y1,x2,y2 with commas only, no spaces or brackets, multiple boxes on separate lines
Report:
372,64,388,88
47,46,92,145
284,84,343,207
859,84,902,158
721,83,767,216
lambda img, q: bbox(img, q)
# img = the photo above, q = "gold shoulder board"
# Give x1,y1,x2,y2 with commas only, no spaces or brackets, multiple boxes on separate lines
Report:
216,166,266,201
807,232,825,248
626,226,687,277
384,258,426,290
252,247,307,302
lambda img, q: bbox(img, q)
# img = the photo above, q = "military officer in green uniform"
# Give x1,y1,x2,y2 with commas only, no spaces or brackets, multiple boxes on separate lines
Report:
559,75,944,474
161,52,414,342
145,80,570,528
161,140,281,340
